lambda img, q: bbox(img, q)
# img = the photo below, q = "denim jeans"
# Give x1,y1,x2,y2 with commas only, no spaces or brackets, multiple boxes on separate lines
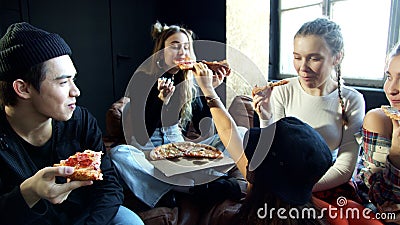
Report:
111,205,144,225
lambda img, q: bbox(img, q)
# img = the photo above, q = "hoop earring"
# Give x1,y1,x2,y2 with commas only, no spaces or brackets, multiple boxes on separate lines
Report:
156,60,163,69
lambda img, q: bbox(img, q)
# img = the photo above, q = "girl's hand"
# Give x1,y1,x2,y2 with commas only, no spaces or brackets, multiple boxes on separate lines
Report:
252,87,273,120
157,78,175,104
211,66,228,88
193,62,214,95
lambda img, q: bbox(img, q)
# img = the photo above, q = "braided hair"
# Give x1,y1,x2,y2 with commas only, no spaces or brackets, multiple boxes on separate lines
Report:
295,18,348,125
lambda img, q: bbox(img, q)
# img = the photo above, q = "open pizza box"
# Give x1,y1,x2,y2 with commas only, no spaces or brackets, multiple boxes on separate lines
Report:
144,151,235,177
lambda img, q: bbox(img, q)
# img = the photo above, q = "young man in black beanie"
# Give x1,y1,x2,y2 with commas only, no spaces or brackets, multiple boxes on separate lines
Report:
0,22,143,225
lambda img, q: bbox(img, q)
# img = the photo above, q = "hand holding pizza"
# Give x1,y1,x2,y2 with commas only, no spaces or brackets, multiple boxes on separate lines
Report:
175,58,230,89
193,62,214,96
211,65,227,88
20,166,93,208
381,105,400,169
251,80,289,121
201,60,230,88
252,86,273,121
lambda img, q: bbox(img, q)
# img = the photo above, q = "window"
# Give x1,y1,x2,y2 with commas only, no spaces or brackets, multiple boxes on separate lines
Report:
273,0,400,87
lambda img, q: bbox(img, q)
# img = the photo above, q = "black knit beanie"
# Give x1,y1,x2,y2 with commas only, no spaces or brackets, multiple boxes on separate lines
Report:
0,22,72,81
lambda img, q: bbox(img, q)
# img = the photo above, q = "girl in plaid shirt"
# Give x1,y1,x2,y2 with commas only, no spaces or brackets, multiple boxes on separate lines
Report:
360,41,400,224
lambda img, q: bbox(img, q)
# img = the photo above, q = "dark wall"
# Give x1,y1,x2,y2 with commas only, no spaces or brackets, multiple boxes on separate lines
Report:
355,87,389,112
0,0,226,134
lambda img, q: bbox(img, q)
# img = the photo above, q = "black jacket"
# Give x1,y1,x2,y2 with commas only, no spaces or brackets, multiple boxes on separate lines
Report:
0,106,124,225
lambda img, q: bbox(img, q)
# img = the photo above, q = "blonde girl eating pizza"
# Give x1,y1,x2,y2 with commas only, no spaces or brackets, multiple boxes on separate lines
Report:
109,21,243,209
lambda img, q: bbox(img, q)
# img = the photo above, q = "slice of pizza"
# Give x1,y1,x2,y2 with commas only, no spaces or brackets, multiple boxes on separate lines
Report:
174,58,231,76
181,143,224,159
149,143,186,160
173,56,195,70
149,142,224,160
54,150,103,181
381,105,400,120
252,79,289,97
203,60,231,76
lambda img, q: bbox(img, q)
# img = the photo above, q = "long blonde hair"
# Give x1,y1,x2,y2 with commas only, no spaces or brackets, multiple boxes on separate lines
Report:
149,21,197,127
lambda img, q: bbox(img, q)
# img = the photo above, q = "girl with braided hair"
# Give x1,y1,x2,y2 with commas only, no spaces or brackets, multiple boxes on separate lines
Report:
252,17,365,205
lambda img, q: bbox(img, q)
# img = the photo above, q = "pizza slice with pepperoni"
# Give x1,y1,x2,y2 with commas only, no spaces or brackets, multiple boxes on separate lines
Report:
54,150,103,181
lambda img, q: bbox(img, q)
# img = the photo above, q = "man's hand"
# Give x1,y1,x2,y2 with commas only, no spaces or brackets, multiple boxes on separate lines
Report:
20,166,93,208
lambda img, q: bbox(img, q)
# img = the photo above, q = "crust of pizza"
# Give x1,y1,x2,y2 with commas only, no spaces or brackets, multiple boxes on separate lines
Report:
381,105,400,120
54,150,103,181
149,142,223,160
252,80,289,97
65,168,103,181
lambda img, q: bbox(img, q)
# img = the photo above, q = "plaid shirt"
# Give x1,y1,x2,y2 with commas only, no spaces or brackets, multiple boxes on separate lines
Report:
369,157,400,205
360,128,400,205
359,128,390,187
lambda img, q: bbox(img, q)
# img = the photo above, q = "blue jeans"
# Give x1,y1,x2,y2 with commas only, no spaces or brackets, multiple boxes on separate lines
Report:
110,124,247,207
111,205,144,225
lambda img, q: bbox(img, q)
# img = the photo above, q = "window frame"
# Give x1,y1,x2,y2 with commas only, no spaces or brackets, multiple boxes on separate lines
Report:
270,0,400,88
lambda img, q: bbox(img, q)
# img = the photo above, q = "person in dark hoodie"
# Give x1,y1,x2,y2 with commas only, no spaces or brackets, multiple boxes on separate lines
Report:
0,22,143,225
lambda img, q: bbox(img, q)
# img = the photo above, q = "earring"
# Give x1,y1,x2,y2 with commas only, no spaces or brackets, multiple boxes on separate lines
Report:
156,60,163,69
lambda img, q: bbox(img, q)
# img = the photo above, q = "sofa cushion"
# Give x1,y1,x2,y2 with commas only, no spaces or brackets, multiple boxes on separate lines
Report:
228,95,254,128
138,207,179,225
105,97,130,144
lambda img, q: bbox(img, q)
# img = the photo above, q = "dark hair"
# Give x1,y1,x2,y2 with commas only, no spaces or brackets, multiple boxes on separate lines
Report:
235,183,328,225
295,18,348,125
0,62,46,108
